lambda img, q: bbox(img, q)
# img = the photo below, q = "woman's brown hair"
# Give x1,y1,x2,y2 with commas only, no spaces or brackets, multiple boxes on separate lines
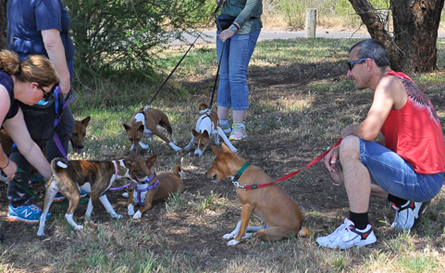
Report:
0,50,58,88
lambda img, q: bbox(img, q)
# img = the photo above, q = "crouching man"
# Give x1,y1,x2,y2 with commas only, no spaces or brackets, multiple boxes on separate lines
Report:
317,39,445,249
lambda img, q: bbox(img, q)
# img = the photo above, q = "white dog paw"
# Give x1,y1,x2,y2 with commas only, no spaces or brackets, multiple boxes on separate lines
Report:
223,233,236,240
74,225,83,231
227,239,240,246
128,209,135,216
37,230,45,236
133,211,142,219
114,214,123,219
242,233,254,239
122,192,129,198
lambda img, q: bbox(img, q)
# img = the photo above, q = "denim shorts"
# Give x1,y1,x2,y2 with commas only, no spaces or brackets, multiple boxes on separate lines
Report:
360,139,444,202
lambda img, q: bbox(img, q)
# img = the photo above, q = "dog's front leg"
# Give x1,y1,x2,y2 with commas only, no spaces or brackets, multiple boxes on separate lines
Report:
228,204,254,246
184,136,195,151
223,220,241,240
127,190,136,216
139,141,150,150
99,195,123,219
217,127,237,153
133,191,155,219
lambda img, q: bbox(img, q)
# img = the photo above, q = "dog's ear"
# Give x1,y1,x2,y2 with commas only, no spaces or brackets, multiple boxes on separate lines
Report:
211,145,223,157
146,155,157,166
221,143,233,153
192,129,199,136
82,116,91,127
138,124,145,133
123,124,131,132
202,130,210,139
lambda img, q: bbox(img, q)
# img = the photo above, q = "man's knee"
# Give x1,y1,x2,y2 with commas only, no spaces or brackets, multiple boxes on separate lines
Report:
339,136,360,162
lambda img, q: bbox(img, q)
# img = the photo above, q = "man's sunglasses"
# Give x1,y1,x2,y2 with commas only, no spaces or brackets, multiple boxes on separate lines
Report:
347,58,373,71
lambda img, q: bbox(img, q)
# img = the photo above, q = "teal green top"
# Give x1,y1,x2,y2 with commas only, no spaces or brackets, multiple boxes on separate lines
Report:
221,0,263,35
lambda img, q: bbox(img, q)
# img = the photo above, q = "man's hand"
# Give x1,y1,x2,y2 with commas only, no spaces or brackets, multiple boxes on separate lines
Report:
341,124,358,139
324,146,340,172
215,0,226,4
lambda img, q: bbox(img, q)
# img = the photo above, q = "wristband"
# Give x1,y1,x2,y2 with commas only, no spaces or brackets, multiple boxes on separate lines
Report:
0,159,9,170
229,24,238,33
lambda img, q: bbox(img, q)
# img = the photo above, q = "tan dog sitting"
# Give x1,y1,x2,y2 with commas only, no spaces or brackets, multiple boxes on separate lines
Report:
123,106,181,153
207,144,310,246
127,155,184,219
70,116,91,154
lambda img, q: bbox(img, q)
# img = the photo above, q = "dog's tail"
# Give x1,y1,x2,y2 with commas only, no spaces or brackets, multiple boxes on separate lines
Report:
298,226,311,238
198,102,209,112
51,157,69,172
172,165,182,179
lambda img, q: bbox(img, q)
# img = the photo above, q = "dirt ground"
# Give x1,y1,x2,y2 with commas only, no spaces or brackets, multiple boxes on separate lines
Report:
0,53,443,269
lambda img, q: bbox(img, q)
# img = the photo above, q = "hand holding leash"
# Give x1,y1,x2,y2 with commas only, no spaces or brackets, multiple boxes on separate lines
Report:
219,28,236,42
324,146,340,172
1,159,17,181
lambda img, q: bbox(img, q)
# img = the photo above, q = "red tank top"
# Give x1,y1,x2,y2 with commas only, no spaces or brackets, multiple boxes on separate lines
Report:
381,71,445,174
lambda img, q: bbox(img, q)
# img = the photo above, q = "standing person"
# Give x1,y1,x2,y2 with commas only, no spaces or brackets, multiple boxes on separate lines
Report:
216,0,262,140
0,50,57,226
7,0,82,222
317,39,445,249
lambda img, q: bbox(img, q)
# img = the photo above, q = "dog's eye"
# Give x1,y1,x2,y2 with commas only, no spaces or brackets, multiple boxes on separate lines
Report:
72,132,78,136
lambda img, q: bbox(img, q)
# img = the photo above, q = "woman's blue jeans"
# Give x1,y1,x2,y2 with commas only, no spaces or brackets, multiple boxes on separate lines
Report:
216,28,261,110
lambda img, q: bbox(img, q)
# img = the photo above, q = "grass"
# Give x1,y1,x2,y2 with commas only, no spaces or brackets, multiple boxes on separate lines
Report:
2,37,445,272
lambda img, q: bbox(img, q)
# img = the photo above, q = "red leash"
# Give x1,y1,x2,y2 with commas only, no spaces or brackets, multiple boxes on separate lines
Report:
239,138,343,190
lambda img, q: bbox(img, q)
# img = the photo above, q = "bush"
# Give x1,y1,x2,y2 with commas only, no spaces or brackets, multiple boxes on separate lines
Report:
66,0,211,80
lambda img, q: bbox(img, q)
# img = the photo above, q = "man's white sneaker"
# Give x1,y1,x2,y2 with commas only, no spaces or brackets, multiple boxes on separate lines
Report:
391,201,429,230
316,218,377,249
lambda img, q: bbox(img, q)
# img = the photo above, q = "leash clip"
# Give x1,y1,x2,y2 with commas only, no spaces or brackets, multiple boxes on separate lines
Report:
232,180,245,190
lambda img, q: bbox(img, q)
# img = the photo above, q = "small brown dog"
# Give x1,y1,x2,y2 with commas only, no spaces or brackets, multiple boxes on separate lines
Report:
1,116,91,156
123,106,182,153
207,144,310,246
70,116,91,154
127,155,184,219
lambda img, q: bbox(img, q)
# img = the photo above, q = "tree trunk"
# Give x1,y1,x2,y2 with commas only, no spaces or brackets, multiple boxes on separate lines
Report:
348,0,444,72
0,0,7,50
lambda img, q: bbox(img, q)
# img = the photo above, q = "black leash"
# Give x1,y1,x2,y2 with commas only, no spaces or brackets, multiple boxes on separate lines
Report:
145,1,225,109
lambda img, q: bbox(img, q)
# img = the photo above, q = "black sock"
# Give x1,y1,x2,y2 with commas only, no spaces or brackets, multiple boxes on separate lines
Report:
388,194,408,207
349,211,369,230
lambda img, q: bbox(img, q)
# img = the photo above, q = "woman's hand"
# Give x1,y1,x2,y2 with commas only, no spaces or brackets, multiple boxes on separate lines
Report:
218,28,236,43
1,160,17,181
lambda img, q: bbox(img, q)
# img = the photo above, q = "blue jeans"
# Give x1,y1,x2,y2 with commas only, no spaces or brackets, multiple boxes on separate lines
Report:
359,139,444,202
216,28,261,110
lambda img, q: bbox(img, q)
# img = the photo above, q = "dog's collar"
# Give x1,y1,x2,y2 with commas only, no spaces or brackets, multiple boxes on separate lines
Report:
232,162,250,189
113,160,119,178
139,172,156,184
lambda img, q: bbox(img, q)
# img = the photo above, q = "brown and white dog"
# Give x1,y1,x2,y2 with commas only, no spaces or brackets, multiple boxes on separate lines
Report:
37,156,146,236
70,116,91,154
127,155,184,219
207,144,310,246
123,106,182,153
184,102,237,156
